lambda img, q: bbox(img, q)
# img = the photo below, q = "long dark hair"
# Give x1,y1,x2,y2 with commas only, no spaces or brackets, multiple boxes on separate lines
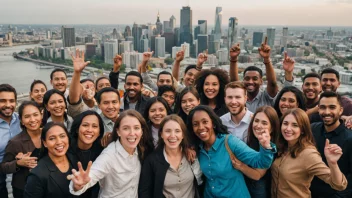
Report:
42,89,68,125
194,69,229,109
70,110,104,141
143,96,172,129
247,106,280,151
40,122,70,159
187,105,228,147
111,110,154,162
273,86,306,118
175,86,200,123
18,101,42,130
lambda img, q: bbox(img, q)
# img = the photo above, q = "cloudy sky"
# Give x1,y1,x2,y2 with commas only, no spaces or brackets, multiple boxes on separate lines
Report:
0,0,351,26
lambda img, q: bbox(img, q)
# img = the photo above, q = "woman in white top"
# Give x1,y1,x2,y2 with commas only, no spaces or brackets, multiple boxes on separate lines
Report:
69,109,154,198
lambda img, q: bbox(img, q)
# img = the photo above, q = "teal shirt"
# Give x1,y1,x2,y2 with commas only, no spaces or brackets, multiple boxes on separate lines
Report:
199,134,276,198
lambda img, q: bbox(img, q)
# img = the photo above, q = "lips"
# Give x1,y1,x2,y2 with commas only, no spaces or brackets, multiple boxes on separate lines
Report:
127,137,137,143
55,145,65,153
3,108,13,114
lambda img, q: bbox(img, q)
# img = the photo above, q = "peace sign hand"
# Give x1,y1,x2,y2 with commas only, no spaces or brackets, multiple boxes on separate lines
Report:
258,37,271,59
324,139,343,165
257,129,272,149
230,43,241,59
71,49,90,73
283,52,295,73
70,161,92,191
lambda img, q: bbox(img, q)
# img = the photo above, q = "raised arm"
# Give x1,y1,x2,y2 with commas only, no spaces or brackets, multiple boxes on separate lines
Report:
282,51,294,83
229,44,241,82
259,37,278,97
109,54,122,89
172,47,185,81
139,51,158,91
196,50,208,71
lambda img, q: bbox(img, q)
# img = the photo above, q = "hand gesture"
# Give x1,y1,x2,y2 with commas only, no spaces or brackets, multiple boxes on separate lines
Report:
257,129,272,149
230,44,241,59
341,115,352,129
142,49,153,63
71,49,90,73
70,161,92,191
16,152,38,169
113,54,123,72
258,37,271,59
141,88,156,97
324,139,342,165
100,132,113,148
197,50,208,65
283,52,295,73
176,46,185,62
231,157,246,171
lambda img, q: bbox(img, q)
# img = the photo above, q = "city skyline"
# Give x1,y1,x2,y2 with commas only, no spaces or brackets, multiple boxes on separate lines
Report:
0,0,351,26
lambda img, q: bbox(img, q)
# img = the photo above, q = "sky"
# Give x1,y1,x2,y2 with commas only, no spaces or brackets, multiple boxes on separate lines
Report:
0,0,351,26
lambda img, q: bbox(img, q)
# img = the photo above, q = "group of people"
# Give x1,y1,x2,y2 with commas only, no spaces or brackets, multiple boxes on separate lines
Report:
0,37,351,198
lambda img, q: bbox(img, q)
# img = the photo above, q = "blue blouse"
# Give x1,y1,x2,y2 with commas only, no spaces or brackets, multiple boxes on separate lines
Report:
198,134,276,198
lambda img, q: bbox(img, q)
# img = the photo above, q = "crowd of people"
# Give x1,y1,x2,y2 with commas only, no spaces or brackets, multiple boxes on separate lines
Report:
0,37,351,198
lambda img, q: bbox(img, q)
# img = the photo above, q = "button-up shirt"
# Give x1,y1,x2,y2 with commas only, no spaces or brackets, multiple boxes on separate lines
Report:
0,113,21,184
199,134,276,198
220,109,253,143
246,90,275,113
100,113,114,133
310,121,352,197
70,140,141,198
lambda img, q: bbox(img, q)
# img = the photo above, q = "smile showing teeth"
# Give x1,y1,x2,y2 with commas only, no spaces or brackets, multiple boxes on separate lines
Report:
55,146,64,152
84,134,93,139
199,132,206,136
127,138,136,143
168,139,177,143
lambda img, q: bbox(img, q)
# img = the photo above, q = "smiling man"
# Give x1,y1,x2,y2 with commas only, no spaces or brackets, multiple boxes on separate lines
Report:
50,68,68,97
96,87,120,133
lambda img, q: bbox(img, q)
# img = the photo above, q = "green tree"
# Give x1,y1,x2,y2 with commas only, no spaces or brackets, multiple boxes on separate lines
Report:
164,57,174,65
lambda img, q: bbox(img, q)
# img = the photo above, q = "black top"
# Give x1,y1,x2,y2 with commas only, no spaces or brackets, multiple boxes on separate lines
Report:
122,92,150,115
310,121,352,198
23,153,79,198
213,104,228,117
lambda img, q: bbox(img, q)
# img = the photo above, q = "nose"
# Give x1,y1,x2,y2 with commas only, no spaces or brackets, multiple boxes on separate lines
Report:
29,115,35,122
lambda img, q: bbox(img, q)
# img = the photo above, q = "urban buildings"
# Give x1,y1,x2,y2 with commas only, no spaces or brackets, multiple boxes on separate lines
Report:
104,40,118,65
61,26,75,47
228,17,238,50
132,23,142,52
253,32,264,47
155,36,166,57
180,6,193,45
214,7,222,40
267,27,276,48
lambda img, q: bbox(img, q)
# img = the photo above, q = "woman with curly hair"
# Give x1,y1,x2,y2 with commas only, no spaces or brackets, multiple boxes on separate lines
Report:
194,69,230,117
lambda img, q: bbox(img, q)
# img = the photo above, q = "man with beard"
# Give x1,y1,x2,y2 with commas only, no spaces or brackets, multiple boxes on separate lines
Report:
220,81,253,142
0,84,21,198
310,91,352,198
301,73,324,122
229,39,294,113
50,68,69,98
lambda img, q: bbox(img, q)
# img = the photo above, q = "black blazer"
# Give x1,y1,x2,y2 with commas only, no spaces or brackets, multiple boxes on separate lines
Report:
23,153,79,198
138,146,202,198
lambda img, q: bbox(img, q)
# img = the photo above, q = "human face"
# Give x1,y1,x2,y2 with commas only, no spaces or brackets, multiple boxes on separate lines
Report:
192,111,215,143
157,74,173,87
124,76,142,100
43,126,69,157
98,92,120,120
21,105,42,132
321,73,340,92
0,91,16,119
204,75,220,100
281,114,301,146
148,102,167,127
302,77,321,101
78,115,100,148
46,94,66,118
161,120,183,150
243,71,262,93
30,83,47,105
181,92,200,115
51,71,68,93
318,97,343,127
96,78,111,92
279,91,299,115
82,81,96,100
117,116,142,154
225,88,247,116
252,112,271,139
183,68,198,86
161,91,176,108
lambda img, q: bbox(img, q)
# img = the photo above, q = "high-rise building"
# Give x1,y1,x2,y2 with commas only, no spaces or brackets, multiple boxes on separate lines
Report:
197,34,208,55
169,15,176,31
194,26,200,41
281,27,288,48
253,32,263,47
214,7,222,40
198,20,207,35
123,51,143,70
148,24,157,38
163,21,171,33
132,23,142,52
228,17,238,50
85,35,93,43
266,28,276,48
180,6,193,45
140,38,149,52
172,46,182,59
174,27,180,46
156,11,163,35
155,36,166,57
104,40,118,65
327,27,333,39
46,30,51,39
162,32,175,54
124,26,132,38
61,26,75,47
85,43,96,58
217,48,228,64
112,28,118,39
208,34,216,54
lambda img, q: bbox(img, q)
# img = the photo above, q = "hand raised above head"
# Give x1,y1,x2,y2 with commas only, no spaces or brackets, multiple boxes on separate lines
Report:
283,51,295,73
258,37,271,59
71,49,90,73
230,43,241,59
142,49,154,62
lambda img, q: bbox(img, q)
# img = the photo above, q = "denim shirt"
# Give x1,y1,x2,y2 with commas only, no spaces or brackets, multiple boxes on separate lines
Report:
0,113,21,184
198,134,276,198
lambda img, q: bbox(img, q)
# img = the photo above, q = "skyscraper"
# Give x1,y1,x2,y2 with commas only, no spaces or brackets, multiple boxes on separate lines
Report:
156,11,163,35
163,21,171,33
228,17,238,50
112,28,118,39
180,6,193,45
253,32,264,47
61,26,75,47
85,43,96,58
124,26,132,38
214,7,222,40
266,28,276,48
197,34,208,55
174,27,180,46
198,20,207,35
132,23,142,52
162,32,175,54
140,38,149,52
281,27,288,48
169,15,176,31
155,36,166,57
104,40,118,65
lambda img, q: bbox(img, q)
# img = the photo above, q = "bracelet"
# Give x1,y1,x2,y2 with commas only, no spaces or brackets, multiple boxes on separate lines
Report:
263,59,271,65
229,59,238,63
196,66,202,71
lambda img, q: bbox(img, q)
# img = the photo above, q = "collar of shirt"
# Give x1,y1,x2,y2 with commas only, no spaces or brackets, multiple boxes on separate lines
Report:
0,113,19,126
322,120,345,137
247,90,264,104
100,113,114,126
223,109,252,126
115,139,138,159
199,134,224,151
47,116,69,127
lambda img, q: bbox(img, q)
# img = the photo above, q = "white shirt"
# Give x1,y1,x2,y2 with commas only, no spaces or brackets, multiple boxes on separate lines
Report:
70,140,141,198
220,109,253,143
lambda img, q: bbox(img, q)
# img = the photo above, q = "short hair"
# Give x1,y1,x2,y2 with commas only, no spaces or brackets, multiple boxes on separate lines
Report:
50,68,67,80
96,87,120,104
157,85,176,97
224,81,247,96
273,86,307,118
18,101,41,130
125,71,143,84
303,73,321,83
321,68,340,81
80,78,94,84
70,110,104,141
157,71,174,84
243,66,263,78
0,84,17,101
95,76,110,90
184,65,197,74
319,91,342,106
30,80,47,93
